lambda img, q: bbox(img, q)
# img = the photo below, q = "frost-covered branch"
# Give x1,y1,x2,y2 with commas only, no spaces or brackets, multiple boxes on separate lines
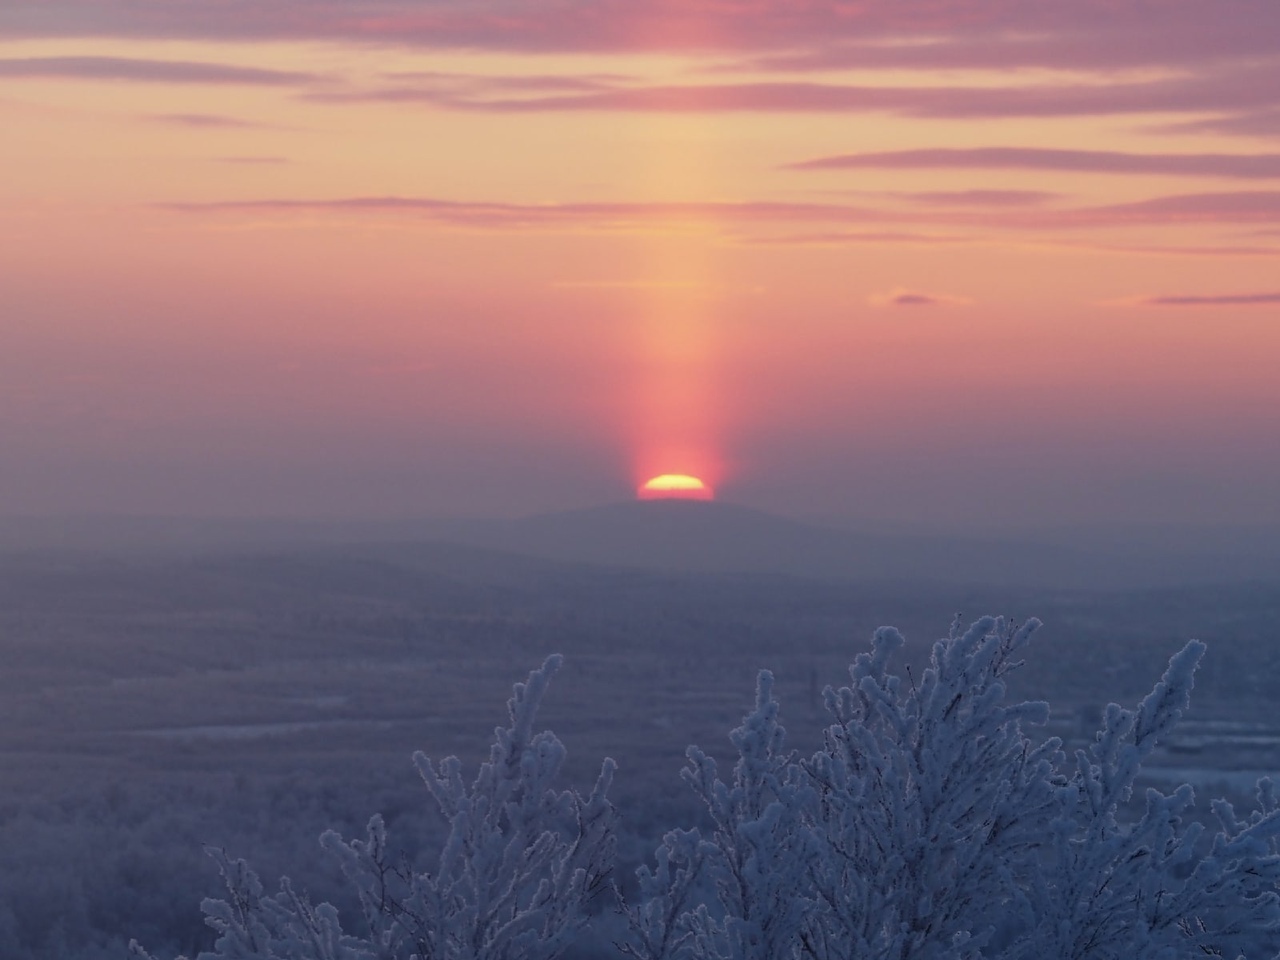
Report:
139,618,1280,960
625,617,1280,960
133,655,615,960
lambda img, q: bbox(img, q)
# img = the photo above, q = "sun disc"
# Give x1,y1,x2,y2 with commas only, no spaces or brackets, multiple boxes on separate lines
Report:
638,473,714,501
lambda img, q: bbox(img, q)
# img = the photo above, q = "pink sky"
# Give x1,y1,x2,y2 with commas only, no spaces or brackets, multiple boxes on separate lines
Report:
2,0,1278,526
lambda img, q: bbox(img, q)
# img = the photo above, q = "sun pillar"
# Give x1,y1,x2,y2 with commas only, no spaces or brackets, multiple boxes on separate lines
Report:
628,115,723,495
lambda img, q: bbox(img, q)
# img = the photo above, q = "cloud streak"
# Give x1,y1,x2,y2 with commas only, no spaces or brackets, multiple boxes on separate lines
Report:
1061,192,1280,226
0,55,316,85
740,230,978,247
4,6,1278,133
889,190,1060,207
314,60,1280,121
161,191,1280,231
161,196,891,228
1155,109,1280,138
3,1,1278,67
1134,291,1280,306
145,112,275,128
787,148,1280,180
869,288,971,307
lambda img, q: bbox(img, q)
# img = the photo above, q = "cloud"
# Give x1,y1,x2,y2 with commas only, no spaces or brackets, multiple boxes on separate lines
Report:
890,190,1059,207
310,72,1280,119
1042,239,1280,258
1152,109,1280,138
146,112,274,128
377,71,626,94
741,230,977,246
304,71,623,108
159,196,896,229
2,1,1277,68
869,288,971,307
723,12,1280,73
3,5,1277,132
162,190,1280,233
1129,292,1280,306
787,148,1280,180
0,55,316,85
1061,192,1280,227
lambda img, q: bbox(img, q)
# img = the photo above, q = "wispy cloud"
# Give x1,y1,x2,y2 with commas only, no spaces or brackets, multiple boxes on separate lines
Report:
3,1,1277,68
376,70,626,93
787,148,1280,180
1043,239,1280,259
727,15,1280,73
869,288,971,307
161,191,1280,231
1060,192,1280,227
310,72,1280,119
1129,291,1280,306
159,196,893,229
1153,109,1280,138
4,6,1278,133
889,190,1059,207
307,58,1280,126
146,112,275,128
0,55,316,85
741,230,977,246
305,71,623,108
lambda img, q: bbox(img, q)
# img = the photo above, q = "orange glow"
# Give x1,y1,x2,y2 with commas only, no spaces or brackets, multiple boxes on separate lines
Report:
638,474,714,501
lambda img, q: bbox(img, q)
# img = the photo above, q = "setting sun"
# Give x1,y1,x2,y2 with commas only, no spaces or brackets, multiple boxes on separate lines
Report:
638,474,714,501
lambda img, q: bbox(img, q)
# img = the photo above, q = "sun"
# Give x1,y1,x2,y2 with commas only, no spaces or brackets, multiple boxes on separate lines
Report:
637,474,714,501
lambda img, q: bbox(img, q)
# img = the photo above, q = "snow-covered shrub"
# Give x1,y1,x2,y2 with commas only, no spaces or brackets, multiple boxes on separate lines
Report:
618,671,818,960
132,654,616,960
139,618,1280,960
619,616,1280,960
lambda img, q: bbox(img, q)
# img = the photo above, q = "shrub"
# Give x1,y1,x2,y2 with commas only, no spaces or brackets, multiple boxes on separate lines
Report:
137,618,1280,959
133,654,615,960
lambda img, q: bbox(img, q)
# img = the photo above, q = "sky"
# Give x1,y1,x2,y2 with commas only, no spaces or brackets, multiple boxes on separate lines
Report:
2,0,1279,528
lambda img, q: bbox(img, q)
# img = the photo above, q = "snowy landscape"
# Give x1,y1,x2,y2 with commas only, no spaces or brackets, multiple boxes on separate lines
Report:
2,508,1280,957
5,0,1280,955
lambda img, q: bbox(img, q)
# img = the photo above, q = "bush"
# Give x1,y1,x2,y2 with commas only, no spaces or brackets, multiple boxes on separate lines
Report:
136,618,1280,959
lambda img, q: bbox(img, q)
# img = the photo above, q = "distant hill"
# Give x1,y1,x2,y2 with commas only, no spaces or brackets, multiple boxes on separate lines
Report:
424,500,1280,590
4,502,1279,589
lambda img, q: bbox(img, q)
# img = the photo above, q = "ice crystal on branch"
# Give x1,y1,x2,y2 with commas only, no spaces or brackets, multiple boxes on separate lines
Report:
133,655,615,960
620,617,1280,960
139,619,1280,960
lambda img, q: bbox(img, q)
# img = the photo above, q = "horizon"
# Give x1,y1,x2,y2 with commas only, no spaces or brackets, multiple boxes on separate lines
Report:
7,496,1280,547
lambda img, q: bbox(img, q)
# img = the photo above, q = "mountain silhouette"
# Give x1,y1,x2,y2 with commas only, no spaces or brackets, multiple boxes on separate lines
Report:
423,500,1169,588
6,502,1278,589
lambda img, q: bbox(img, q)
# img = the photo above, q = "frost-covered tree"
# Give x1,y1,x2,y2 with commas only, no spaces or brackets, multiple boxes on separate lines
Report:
619,616,1280,960
140,618,1280,960
1007,637,1280,960
798,617,1060,960
619,671,818,960
132,654,616,960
